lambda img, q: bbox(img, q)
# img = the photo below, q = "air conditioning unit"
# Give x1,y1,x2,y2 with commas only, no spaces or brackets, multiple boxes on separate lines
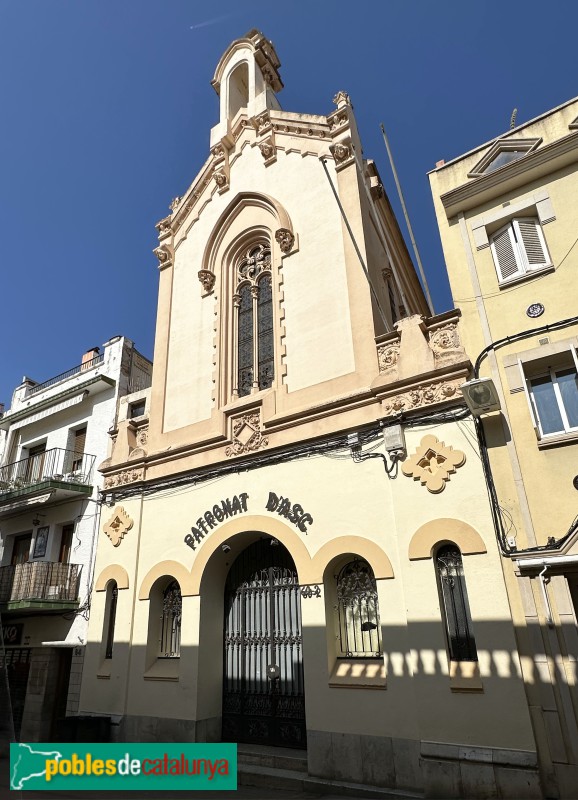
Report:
460,378,501,417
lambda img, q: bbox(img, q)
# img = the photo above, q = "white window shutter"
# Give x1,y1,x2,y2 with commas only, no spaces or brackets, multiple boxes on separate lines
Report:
491,225,521,281
515,218,549,268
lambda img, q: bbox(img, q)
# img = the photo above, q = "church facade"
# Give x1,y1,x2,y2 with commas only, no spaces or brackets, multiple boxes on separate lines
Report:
79,31,541,797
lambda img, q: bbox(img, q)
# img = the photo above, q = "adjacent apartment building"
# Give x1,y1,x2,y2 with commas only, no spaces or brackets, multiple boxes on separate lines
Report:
0,337,151,742
429,96,578,798
77,31,542,798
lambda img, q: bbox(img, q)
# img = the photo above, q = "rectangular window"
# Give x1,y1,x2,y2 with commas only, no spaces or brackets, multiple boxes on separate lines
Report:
529,367,578,437
129,400,146,418
490,217,551,283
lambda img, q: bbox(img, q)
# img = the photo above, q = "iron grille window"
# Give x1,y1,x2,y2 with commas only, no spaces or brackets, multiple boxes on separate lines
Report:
160,581,182,658
336,559,382,657
435,545,478,661
105,582,118,660
235,244,274,397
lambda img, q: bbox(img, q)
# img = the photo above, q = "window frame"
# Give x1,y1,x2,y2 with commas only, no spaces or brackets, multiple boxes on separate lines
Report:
528,365,578,439
335,558,383,659
489,216,551,284
232,242,275,400
434,543,478,663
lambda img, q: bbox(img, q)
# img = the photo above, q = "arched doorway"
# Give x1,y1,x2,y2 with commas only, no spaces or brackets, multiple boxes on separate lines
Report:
222,538,306,748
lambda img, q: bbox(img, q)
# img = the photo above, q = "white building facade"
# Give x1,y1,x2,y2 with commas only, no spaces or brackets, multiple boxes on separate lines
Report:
0,336,151,742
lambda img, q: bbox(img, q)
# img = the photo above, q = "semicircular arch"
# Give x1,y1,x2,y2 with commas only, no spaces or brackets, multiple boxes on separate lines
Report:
95,565,130,592
408,518,487,561
138,560,196,600
191,515,313,594
312,537,395,583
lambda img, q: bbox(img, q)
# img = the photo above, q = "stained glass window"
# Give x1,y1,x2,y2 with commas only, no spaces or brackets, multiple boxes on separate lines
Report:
235,244,274,397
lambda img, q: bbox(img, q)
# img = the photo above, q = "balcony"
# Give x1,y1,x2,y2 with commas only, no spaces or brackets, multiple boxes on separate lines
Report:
0,448,95,514
0,561,81,613
28,353,104,396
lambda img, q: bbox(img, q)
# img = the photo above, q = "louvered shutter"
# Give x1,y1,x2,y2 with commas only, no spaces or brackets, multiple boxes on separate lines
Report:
491,224,522,281
515,218,549,268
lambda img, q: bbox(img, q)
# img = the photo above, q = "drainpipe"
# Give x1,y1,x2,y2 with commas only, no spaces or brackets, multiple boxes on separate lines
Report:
538,564,554,628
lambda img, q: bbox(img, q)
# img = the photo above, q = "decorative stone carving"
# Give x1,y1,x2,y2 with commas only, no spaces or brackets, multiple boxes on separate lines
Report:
261,66,275,87
377,343,400,373
275,228,295,254
211,144,226,160
328,110,348,131
198,269,216,294
333,143,351,162
254,112,271,134
401,434,466,493
156,216,172,239
104,468,144,489
226,412,268,457
136,426,148,447
333,90,351,107
382,379,462,416
259,138,275,161
428,323,466,365
103,506,134,547
128,446,146,461
153,244,173,270
213,169,228,191
170,197,181,211
330,139,355,171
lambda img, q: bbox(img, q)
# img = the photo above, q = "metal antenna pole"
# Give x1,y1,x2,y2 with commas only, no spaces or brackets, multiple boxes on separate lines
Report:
380,123,434,315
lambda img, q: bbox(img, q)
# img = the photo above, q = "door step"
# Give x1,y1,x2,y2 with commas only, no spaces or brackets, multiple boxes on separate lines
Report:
237,745,421,799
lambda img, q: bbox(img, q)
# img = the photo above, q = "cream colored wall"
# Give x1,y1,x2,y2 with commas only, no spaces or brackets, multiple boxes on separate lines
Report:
429,105,578,548
83,419,535,750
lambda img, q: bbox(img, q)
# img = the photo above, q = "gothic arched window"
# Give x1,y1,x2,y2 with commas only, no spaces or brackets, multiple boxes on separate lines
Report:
234,244,274,397
159,581,182,658
435,545,478,661
336,559,382,658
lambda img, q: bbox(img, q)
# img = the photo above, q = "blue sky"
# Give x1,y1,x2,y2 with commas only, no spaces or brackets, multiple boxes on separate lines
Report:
1,0,576,408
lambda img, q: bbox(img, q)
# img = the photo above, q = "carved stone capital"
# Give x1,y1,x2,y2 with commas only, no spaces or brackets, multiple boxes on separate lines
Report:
428,323,466,366
333,90,351,108
275,228,295,255
377,342,400,374
198,269,216,295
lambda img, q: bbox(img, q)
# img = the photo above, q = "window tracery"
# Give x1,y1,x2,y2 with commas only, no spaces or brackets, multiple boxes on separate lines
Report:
233,243,274,398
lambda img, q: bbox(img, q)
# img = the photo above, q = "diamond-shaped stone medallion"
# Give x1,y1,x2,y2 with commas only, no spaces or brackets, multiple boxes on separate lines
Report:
401,434,465,493
103,506,134,547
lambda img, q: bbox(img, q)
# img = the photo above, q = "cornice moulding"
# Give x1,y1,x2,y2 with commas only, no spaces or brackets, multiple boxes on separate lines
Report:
440,132,578,217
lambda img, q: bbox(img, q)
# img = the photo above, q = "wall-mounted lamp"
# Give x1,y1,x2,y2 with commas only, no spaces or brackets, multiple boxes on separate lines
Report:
460,378,501,416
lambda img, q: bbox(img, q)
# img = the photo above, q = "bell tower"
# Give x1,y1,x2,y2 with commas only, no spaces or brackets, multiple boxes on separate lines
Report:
210,29,283,147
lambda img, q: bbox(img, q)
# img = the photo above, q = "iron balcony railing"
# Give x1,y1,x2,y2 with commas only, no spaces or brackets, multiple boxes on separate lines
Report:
28,353,104,396
0,561,81,603
0,448,95,494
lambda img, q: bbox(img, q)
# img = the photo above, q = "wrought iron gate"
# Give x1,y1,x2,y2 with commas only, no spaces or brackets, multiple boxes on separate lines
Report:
222,539,306,748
